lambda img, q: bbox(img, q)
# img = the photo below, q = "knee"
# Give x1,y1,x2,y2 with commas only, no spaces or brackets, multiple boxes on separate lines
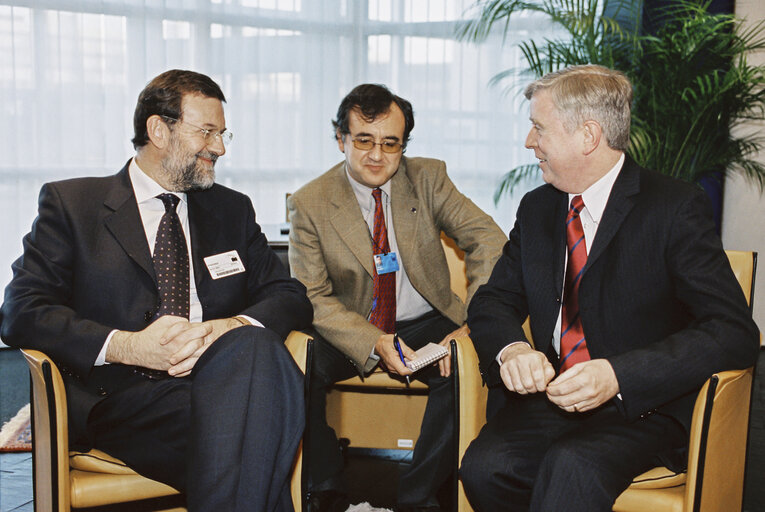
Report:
539,440,600,483
459,437,498,497
230,326,290,358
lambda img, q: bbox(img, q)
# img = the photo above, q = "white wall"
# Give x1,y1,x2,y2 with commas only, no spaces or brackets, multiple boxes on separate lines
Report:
723,0,765,332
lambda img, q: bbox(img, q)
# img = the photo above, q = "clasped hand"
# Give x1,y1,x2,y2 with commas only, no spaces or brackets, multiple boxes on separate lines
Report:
499,343,619,412
108,316,244,377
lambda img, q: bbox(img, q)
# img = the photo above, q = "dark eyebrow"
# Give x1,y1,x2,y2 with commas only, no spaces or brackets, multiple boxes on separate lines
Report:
352,132,401,142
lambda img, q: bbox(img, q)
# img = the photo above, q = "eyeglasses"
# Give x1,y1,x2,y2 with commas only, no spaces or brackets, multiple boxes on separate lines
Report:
162,116,233,146
350,137,403,154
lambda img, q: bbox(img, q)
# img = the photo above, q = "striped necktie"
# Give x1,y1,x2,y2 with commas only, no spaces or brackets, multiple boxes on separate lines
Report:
560,195,590,371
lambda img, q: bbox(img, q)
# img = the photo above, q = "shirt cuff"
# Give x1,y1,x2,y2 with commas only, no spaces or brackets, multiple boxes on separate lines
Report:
95,330,117,366
496,340,531,365
236,315,264,328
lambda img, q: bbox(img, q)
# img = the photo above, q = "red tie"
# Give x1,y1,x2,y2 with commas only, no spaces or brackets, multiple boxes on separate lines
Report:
560,195,590,372
369,189,396,333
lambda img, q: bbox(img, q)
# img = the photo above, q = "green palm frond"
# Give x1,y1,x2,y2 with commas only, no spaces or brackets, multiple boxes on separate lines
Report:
458,0,765,196
493,164,542,205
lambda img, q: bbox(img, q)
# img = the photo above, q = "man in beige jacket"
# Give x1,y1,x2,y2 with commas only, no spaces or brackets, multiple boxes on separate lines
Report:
288,84,506,512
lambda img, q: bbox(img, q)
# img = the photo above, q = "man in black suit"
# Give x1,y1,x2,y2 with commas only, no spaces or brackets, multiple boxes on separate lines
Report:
1,70,312,512
459,65,759,511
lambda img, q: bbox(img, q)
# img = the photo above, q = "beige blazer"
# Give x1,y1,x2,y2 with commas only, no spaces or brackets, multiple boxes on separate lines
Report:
288,157,506,371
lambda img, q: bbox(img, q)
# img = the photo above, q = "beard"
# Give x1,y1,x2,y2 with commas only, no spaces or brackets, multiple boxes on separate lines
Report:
161,135,217,192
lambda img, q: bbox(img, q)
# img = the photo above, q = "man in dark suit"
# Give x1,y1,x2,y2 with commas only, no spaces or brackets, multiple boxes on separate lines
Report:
459,65,759,511
0,70,312,512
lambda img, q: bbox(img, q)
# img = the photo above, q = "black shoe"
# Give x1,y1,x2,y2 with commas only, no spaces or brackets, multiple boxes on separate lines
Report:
307,489,351,512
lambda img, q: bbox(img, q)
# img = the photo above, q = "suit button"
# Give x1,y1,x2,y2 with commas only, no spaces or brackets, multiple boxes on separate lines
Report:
144,311,153,322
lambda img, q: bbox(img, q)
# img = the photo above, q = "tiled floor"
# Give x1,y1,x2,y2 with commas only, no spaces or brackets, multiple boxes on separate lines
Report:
0,452,33,512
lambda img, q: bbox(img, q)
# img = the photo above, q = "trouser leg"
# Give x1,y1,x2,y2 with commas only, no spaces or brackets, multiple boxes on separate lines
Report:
187,326,305,512
86,370,193,491
396,311,459,508
305,331,358,492
460,393,686,512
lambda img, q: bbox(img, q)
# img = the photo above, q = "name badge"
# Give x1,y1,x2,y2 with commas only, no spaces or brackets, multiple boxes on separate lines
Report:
374,252,399,275
204,250,245,280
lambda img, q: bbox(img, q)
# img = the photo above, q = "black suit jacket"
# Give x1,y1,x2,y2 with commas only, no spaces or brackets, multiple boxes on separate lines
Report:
468,156,759,430
1,161,312,438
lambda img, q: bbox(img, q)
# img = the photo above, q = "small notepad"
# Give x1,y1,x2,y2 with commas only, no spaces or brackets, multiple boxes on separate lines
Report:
406,342,449,372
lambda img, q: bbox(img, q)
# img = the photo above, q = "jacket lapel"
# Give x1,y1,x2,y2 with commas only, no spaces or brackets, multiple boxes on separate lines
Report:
187,192,219,292
103,164,156,284
328,166,376,277
390,161,420,272
552,192,568,298
584,156,640,272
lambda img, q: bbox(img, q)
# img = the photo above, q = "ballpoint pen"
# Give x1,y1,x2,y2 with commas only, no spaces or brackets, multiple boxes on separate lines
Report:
393,333,411,385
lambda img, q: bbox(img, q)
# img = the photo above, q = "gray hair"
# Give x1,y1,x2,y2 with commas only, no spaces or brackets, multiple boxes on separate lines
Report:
524,65,632,151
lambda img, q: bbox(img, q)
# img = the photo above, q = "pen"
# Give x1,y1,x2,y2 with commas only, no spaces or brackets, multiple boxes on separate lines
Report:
393,333,410,385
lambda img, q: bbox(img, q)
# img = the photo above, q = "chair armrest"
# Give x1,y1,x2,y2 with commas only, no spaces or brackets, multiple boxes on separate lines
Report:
285,331,312,374
453,335,487,512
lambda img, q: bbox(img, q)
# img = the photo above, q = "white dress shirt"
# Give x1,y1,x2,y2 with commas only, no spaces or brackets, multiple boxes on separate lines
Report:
95,157,260,365
346,166,434,322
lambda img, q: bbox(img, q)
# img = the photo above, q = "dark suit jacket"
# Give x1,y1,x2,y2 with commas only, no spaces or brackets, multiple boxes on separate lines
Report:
1,160,312,439
468,156,759,430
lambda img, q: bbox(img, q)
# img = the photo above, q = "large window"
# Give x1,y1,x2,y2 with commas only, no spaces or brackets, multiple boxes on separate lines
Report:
0,0,548,289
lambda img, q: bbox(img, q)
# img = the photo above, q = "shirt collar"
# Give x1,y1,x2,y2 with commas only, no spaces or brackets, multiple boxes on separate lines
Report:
572,152,625,224
129,157,188,206
345,163,393,211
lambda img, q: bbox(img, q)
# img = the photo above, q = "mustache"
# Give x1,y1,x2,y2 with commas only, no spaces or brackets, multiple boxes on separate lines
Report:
197,151,218,164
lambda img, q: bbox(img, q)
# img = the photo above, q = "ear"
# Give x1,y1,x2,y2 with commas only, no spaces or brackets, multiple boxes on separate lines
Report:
146,115,171,150
581,120,602,155
336,129,346,153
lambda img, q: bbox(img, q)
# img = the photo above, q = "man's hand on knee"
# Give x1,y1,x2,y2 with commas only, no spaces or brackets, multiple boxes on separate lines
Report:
546,359,619,412
106,315,208,372
164,317,248,377
499,343,555,394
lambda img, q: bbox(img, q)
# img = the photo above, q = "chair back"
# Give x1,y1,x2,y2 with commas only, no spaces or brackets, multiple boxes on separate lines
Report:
725,250,756,310
21,349,71,511
683,250,757,511
684,369,753,512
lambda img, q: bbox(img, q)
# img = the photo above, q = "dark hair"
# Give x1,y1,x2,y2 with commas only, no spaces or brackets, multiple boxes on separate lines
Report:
132,69,226,149
332,83,415,148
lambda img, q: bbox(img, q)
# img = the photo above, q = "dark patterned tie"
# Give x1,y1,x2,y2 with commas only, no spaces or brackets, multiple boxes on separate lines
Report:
560,195,590,371
153,193,190,319
369,188,396,333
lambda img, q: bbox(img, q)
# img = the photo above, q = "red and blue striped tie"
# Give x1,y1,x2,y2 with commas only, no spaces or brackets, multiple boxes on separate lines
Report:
560,195,590,372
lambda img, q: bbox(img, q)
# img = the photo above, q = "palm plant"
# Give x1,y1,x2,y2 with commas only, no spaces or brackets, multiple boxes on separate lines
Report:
457,0,765,202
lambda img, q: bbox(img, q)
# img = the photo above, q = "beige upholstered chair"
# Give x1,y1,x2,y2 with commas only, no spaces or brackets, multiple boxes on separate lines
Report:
612,250,757,512
23,330,310,511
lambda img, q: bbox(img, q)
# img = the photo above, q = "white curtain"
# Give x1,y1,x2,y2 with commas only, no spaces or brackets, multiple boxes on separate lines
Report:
0,0,550,290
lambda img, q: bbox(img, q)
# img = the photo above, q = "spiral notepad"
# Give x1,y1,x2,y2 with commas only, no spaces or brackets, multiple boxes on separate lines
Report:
406,342,449,372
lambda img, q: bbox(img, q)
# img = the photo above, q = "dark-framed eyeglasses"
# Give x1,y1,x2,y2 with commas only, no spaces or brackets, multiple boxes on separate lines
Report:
162,116,233,146
350,137,403,154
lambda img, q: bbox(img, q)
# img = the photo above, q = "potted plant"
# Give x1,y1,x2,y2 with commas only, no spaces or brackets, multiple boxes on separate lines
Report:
457,0,765,207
